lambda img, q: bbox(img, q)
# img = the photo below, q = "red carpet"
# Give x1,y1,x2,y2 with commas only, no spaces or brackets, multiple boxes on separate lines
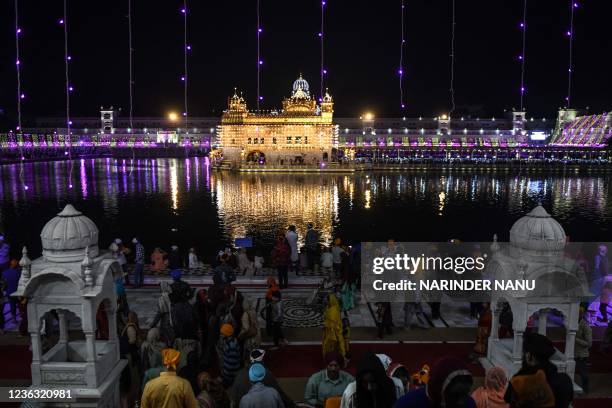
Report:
0,345,31,379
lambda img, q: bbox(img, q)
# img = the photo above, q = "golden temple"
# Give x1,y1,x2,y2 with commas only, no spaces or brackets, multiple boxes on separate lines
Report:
214,75,338,166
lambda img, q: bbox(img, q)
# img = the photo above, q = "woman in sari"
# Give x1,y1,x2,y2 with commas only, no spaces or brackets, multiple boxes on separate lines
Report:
322,293,347,364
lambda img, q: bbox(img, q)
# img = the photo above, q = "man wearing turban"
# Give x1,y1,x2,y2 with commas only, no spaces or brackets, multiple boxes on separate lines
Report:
141,348,198,408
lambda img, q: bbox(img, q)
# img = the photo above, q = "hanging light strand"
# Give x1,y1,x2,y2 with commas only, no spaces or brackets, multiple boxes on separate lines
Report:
566,1,577,108
398,0,406,109
449,0,456,116
257,0,262,110
519,0,527,111
320,0,326,102
15,0,26,189
128,0,134,131
61,0,74,188
182,1,189,129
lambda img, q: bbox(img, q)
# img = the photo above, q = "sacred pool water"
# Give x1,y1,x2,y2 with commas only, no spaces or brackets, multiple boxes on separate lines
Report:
0,157,610,260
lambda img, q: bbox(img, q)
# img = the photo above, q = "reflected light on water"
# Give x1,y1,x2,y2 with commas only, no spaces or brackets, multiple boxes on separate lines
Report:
170,161,179,211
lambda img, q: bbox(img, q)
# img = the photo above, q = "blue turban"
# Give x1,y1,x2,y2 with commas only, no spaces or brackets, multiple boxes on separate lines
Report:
171,269,182,281
249,363,266,383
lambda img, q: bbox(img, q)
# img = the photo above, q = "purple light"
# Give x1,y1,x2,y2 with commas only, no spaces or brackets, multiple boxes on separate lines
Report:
68,120,73,125
318,32,322,37
322,1,326,5
17,28,21,34
259,60,263,65
323,69,327,74
258,28,262,33
21,156,25,160
69,184,73,189
69,86,74,91
398,69,403,75
401,104,406,108
182,112,187,116
566,30,571,36
519,22,524,28
186,45,191,50
24,185,29,190
67,56,72,61
59,19,64,25
259,96,263,100
573,2,579,8
181,76,185,81
64,151,69,155
518,55,523,60
180,8,186,14
16,126,21,131
16,59,20,65
20,93,25,99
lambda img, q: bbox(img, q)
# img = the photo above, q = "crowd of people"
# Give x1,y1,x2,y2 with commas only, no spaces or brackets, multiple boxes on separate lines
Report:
0,229,611,407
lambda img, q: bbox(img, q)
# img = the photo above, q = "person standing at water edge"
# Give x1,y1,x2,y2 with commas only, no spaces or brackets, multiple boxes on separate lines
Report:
133,238,145,288
305,223,320,271
271,236,291,289
285,225,299,274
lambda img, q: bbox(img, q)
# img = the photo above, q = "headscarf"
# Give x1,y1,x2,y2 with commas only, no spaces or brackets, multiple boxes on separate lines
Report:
249,363,266,382
266,277,280,300
426,357,472,406
162,348,181,370
376,354,392,371
355,352,397,408
141,328,165,369
250,349,265,363
220,323,234,337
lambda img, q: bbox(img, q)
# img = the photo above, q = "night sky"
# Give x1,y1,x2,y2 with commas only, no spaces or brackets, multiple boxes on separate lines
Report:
0,0,611,123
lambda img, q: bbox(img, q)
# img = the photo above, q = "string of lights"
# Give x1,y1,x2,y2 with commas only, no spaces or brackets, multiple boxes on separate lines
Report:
128,0,134,131
181,2,189,129
320,0,326,102
128,0,135,173
14,0,27,190
60,0,74,188
257,0,263,110
449,0,456,116
519,0,527,112
566,1,578,108
398,0,406,110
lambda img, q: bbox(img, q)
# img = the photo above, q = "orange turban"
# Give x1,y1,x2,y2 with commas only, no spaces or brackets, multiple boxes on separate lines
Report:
162,348,181,370
220,323,234,337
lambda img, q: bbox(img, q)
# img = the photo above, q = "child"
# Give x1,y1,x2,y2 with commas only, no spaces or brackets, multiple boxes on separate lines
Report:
269,291,288,348
320,247,333,277
253,251,264,275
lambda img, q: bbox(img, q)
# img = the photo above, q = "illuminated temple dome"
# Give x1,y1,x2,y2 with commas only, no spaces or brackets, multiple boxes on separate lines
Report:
292,74,310,98
214,74,337,167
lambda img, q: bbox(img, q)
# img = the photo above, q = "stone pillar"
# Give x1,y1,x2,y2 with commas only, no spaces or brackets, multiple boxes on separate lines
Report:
57,310,68,344
512,330,524,375
538,310,548,336
85,332,97,387
30,332,42,386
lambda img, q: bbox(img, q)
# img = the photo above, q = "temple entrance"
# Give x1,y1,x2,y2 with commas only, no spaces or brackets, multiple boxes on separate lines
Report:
246,150,266,164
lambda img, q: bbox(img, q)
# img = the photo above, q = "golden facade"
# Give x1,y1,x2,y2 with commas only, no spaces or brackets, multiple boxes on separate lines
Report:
216,75,337,165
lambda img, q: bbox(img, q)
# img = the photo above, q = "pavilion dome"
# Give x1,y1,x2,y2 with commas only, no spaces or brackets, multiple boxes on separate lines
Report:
509,205,566,251
40,204,100,262
292,74,310,95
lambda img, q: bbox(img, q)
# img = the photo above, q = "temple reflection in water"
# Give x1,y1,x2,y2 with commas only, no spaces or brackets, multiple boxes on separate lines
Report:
0,157,611,256
211,172,338,246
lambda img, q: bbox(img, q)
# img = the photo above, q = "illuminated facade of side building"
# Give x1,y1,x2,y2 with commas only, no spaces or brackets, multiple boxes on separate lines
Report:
215,75,338,165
